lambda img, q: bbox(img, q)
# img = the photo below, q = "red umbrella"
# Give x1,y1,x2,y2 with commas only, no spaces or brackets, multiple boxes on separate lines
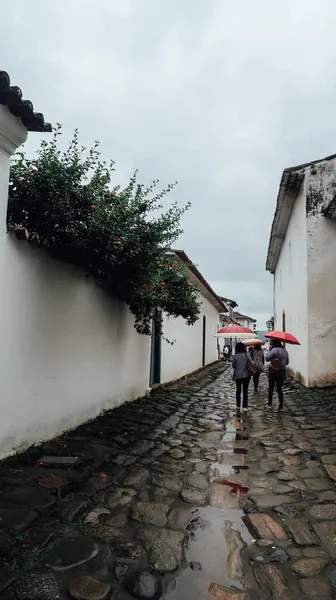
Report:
264,331,300,345
215,325,257,339
243,338,265,347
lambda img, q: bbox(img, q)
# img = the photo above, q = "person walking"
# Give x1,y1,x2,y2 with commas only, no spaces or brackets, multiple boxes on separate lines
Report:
250,345,265,392
223,345,229,361
266,339,289,410
232,342,255,415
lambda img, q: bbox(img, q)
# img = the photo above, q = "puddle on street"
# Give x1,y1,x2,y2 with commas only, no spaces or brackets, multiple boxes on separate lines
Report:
221,431,237,443
235,433,248,441
164,506,253,600
210,461,235,480
164,406,254,597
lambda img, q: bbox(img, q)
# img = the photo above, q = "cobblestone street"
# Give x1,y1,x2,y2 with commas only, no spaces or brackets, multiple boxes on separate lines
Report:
0,363,336,599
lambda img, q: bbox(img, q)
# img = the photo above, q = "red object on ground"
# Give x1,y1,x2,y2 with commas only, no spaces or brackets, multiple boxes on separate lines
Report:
39,475,66,490
218,480,249,494
264,331,300,345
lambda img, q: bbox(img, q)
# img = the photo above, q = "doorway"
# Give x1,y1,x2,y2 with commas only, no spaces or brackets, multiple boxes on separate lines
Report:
202,315,206,366
150,309,162,386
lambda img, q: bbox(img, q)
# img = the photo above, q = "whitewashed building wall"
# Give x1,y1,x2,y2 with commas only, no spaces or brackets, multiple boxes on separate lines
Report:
0,104,222,459
305,161,336,387
0,235,152,459
270,156,336,387
161,296,220,383
273,180,309,385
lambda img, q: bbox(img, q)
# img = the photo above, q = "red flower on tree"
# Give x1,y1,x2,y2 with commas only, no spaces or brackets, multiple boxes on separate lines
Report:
158,263,163,268
172,263,178,268
115,237,122,243
160,282,166,287
142,283,148,289
90,204,97,209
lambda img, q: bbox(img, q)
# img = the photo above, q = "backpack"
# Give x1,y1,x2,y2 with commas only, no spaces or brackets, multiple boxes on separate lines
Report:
246,354,257,376
269,349,282,373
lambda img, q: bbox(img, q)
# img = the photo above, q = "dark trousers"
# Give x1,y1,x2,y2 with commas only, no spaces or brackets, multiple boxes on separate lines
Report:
253,372,260,391
268,372,284,407
236,377,250,409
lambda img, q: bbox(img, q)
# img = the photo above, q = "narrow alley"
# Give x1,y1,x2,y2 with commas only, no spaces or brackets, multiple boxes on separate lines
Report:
0,363,336,600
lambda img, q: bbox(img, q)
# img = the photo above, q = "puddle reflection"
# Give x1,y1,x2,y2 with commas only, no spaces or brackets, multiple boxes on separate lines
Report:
164,506,253,599
210,462,235,479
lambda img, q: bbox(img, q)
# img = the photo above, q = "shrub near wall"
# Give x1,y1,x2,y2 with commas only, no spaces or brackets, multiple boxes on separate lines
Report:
7,126,200,336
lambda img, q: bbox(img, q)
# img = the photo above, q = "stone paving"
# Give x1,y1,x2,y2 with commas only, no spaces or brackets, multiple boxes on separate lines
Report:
0,362,335,599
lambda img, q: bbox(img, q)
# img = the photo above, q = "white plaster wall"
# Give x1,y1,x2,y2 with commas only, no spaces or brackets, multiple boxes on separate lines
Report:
274,184,309,385
235,317,255,330
0,149,10,231
305,161,336,386
0,237,151,459
160,295,220,383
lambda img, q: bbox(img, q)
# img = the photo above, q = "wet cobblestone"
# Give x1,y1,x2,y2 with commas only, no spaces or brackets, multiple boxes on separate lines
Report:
0,362,335,598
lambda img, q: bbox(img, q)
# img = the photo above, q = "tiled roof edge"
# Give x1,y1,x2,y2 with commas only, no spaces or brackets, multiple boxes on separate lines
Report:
0,71,51,133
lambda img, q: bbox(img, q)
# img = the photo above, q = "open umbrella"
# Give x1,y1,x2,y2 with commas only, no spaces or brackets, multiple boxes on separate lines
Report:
243,338,265,347
215,325,257,339
264,331,300,345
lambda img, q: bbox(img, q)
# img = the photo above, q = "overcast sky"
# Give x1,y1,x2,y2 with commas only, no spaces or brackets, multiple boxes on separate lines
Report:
3,0,336,327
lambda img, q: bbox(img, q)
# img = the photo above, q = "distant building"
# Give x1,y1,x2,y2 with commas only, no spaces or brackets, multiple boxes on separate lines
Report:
218,297,237,327
216,299,257,355
266,153,336,387
232,311,257,332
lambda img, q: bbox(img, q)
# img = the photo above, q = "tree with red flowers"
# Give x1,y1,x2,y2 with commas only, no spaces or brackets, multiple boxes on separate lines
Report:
7,126,200,335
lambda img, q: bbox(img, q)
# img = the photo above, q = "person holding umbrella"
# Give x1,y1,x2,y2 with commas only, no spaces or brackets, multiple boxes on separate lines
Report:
249,344,265,392
266,339,289,410
232,342,255,415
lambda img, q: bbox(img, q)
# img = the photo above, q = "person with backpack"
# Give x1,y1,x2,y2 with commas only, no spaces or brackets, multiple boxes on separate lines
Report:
232,342,255,415
249,345,265,392
266,339,289,410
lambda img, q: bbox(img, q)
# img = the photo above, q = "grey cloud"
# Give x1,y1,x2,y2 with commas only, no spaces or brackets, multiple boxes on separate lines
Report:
2,0,336,328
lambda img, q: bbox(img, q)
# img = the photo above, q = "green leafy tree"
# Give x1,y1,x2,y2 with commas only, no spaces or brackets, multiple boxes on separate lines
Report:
7,126,201,336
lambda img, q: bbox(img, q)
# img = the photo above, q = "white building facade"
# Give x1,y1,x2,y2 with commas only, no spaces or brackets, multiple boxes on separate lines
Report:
0,73,223,459
267,154,336,387
232,311,256,332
